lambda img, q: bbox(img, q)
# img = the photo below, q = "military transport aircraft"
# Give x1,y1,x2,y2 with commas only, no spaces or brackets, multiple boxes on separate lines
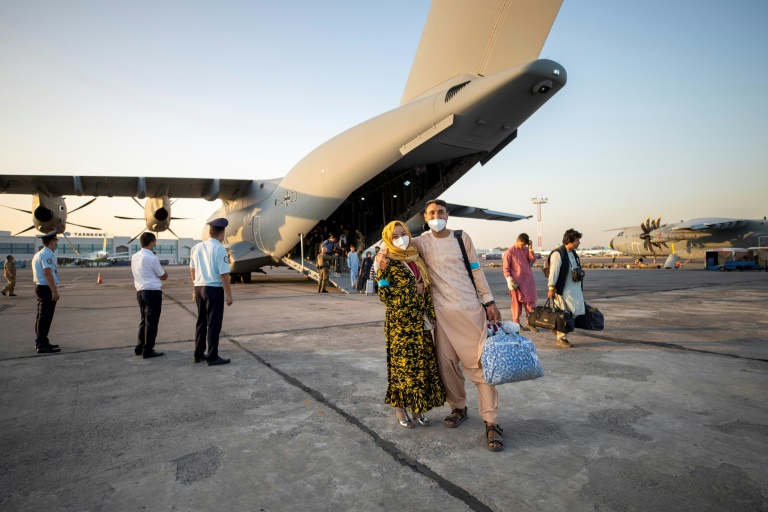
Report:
609,216,768,266
0,0,567,282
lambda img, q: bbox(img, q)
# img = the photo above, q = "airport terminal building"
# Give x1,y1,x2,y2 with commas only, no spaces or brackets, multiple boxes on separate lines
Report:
0,231,201,266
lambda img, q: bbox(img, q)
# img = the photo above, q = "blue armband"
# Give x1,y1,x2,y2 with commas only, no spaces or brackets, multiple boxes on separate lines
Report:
470,261,480,270
377,279,390,287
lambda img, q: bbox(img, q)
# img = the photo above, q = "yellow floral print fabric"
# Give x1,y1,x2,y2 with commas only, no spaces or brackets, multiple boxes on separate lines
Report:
378,262,445,413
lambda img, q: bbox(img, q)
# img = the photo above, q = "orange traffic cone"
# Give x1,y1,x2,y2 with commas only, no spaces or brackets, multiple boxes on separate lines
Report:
97,272,103,284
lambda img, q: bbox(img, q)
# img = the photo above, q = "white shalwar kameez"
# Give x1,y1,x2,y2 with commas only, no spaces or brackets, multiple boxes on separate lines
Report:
548,250,585,339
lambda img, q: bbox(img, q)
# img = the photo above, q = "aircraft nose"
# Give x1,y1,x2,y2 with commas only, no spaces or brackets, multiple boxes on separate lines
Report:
609,239,614,250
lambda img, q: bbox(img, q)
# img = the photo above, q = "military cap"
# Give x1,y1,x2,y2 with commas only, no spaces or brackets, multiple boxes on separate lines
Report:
37,229,58,240
206,218,229,229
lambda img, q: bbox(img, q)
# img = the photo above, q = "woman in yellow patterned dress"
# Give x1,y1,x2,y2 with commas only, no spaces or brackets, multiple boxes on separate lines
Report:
377,221,445,428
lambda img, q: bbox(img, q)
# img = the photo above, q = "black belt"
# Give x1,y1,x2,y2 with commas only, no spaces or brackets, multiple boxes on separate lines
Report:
317,266,324,269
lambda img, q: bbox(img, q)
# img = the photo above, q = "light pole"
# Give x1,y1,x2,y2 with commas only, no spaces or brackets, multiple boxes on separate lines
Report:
531,196,548,253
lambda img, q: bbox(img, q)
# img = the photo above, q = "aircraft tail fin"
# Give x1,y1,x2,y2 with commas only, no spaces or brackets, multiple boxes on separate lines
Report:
401,0,564,105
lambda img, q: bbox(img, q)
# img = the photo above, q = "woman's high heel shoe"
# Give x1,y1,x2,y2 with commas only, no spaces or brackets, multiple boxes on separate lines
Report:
416,413,430,427
396,408,414,428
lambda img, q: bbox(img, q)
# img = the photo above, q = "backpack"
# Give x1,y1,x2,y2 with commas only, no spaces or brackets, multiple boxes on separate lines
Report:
542,251,554,278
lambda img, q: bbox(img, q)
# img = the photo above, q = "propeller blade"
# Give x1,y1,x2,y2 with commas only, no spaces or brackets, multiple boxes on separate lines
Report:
1,205,32,214
166,227,180,239
13,225,36,236
128,228,145,244
68,197,98,214
68,222,103,231
114,216,144,220
170,217,192,220
60,232,81,256
132,197,144,209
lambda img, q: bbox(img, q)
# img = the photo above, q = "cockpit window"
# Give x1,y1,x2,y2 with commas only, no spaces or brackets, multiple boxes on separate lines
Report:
617,231,623,237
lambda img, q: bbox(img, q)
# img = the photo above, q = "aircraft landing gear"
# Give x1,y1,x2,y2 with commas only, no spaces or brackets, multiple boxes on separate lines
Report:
230,273,252,284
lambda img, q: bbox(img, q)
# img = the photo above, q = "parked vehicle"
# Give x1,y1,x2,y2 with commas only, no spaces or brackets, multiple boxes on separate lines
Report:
705,248,766,271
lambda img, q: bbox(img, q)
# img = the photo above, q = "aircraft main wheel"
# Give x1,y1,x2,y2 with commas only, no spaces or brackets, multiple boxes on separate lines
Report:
242,273,252,283
231,274,242,283
718,267,726,272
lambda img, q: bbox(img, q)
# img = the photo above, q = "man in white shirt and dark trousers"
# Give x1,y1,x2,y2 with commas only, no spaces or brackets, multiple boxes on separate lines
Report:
190,218,234,366
32,230,61,353
131,232,168,359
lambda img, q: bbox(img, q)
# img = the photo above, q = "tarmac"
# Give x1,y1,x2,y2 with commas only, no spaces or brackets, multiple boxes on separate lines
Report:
1,260,767,511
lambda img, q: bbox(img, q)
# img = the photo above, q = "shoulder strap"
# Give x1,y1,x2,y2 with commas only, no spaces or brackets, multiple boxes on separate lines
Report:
454,230,477,292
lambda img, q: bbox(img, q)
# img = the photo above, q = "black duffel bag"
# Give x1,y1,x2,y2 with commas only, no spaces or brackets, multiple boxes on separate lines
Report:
528,299,574,333
575,303,605,331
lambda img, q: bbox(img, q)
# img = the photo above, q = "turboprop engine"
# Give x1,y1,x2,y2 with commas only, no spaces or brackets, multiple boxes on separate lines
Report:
2,194,99,235
144,196,172,232
116,196,188,242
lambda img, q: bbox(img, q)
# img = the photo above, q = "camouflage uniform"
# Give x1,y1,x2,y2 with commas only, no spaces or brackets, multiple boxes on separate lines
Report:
316,252,333,292
2,258,16,296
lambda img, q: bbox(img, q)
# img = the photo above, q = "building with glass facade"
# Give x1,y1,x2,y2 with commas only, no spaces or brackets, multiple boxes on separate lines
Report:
0,231,201,266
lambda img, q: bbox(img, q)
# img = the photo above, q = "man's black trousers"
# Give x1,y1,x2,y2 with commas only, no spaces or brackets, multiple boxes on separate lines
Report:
194,286,224,361
136,289,163,355
34,285,56,348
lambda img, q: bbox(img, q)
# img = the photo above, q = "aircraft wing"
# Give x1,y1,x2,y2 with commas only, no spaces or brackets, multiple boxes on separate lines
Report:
0,175,254,201
446,203,530,222
670,218,748,231
108,252,132,261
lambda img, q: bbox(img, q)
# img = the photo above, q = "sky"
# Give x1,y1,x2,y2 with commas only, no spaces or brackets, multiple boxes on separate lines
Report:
1,0,767,250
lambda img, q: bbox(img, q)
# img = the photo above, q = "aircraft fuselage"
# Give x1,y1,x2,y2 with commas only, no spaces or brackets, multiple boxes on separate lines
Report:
203,60,566,273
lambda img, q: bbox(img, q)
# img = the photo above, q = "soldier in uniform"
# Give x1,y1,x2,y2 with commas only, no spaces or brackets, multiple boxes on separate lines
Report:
190,218,233,366
316,246,332,293
1,255,17,297
31,231,61,353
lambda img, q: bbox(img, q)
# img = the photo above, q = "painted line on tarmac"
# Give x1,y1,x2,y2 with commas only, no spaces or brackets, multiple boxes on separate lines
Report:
228,338,494,512
577,332,768,363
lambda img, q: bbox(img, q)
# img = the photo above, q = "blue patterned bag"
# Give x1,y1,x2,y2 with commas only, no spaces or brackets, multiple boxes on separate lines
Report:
481,332,544,385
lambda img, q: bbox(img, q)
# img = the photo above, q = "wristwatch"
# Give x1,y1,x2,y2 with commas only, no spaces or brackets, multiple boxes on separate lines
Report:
482,300,495,307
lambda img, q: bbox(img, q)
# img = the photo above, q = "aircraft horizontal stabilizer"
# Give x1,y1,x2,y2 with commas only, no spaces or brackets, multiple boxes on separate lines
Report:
446,203,530,222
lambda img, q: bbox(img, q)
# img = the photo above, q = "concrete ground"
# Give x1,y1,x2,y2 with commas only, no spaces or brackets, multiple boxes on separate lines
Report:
1,263,766,511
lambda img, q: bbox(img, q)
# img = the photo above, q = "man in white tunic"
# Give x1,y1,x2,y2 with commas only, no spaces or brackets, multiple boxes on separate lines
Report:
547,229,585,348
378,199,505,451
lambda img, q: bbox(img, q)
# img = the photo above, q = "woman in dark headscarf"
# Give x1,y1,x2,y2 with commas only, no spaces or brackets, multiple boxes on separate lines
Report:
376,221,445,428
356,251,374,293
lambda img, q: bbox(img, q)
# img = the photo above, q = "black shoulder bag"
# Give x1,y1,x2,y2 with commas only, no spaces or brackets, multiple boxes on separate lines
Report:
454,230,491,315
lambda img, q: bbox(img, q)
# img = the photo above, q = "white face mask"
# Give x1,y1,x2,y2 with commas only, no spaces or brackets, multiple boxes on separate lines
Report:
392,235,409,249
427,219,447,232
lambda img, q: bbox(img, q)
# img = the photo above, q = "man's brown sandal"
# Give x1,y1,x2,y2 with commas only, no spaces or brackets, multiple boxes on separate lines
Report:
485,422,504,452
444,406,468,428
